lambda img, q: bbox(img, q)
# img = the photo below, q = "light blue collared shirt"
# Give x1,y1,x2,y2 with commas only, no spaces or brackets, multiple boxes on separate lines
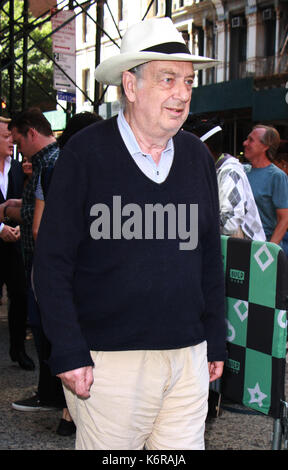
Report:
117,108,174,184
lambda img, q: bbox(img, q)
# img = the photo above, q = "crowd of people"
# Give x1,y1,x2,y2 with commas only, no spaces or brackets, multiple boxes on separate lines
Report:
183,117,288,250
0,16,287,450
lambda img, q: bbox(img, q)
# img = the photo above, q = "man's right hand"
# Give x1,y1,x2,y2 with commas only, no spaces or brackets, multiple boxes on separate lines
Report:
57,366,94,399
0,225,20,242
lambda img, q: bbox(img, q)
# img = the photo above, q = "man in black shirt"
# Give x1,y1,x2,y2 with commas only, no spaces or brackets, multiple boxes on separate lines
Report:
0,116,34,370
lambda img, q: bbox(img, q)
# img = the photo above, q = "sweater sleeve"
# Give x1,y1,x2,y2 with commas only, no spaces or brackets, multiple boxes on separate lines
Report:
33,147,94,375
201,152,227,362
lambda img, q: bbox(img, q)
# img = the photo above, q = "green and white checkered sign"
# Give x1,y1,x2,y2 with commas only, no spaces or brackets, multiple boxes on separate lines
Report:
221,236,288,418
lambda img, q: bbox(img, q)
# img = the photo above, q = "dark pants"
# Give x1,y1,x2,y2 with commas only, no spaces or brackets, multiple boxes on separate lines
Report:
280,232,288,257
27,260,66,407
0,241,27,355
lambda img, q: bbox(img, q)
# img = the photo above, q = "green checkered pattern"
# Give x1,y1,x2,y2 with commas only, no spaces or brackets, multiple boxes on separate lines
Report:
221,236,288,418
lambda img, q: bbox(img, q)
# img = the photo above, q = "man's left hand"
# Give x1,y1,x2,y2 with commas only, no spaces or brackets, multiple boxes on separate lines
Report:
208,361,224,382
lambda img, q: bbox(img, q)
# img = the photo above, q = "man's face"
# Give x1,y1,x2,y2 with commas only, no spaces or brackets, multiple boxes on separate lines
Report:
126,60,194,141
11,127,33,160
243,128,268,163
0,123,14,159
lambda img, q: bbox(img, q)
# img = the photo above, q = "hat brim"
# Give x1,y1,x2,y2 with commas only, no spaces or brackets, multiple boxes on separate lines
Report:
94,51,219,86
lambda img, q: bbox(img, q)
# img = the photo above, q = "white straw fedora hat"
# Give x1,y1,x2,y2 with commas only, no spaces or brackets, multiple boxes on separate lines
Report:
95,17,218,86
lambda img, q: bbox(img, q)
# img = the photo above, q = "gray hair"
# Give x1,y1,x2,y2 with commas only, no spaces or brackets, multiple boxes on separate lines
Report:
253,124,280,161
120,63,147,109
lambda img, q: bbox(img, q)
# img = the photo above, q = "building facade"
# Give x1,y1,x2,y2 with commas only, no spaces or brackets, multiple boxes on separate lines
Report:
74,0,288,155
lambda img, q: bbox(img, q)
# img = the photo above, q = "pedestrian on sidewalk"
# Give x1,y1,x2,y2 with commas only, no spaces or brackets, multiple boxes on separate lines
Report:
243,125,288,254
183,117,266,241
1,109,65,415
0,116,34,371
33,17,227,450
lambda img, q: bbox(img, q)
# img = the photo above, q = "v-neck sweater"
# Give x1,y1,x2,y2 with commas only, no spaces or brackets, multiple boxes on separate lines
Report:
34,117,226,375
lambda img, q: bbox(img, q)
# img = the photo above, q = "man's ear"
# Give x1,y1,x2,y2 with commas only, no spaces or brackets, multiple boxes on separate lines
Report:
27,127,38,141
122,71,137,103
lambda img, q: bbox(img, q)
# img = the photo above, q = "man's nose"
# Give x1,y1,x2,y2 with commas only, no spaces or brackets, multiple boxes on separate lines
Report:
174,80,192,101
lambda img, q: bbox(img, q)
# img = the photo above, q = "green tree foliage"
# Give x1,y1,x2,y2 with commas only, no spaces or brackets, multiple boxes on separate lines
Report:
0,0,56,113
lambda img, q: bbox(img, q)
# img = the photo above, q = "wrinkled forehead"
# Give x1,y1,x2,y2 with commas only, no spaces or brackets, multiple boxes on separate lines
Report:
145,59,195,75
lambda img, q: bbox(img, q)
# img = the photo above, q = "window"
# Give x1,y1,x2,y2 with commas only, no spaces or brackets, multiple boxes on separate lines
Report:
263,8,276,57
229,15,247,80
173,0,186,11
118,0,123,21
83,69,90,102
154,0,159,15
82,11,88,43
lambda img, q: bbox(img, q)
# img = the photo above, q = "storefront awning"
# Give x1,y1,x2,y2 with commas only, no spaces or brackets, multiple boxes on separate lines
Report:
190,78,254,114
190,77,288,122
252,87,288,121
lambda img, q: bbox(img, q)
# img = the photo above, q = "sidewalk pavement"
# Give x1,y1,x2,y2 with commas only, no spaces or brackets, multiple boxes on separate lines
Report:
0,288,284,451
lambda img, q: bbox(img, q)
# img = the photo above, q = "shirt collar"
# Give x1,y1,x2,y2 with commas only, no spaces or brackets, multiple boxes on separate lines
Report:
32,142,58,168
1,156,12,173
5,155,12,166
117,108,173,157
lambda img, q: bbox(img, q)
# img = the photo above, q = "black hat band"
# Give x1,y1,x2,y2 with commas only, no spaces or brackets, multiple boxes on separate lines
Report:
141,42,191,55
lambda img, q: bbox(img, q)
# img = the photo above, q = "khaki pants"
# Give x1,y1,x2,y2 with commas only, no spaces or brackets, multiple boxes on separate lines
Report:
64,342,209,450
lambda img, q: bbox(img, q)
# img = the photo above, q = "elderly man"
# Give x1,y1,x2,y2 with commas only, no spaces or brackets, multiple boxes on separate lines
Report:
0,116,34,370
243,125,288,252
33,17,227,450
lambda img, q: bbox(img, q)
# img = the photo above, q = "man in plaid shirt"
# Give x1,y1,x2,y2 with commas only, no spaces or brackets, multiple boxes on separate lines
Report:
1,108,64,412
16,140,58,272
3,108,58,271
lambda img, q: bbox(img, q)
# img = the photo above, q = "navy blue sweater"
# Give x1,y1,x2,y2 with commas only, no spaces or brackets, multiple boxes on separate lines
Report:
34,117,226,375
